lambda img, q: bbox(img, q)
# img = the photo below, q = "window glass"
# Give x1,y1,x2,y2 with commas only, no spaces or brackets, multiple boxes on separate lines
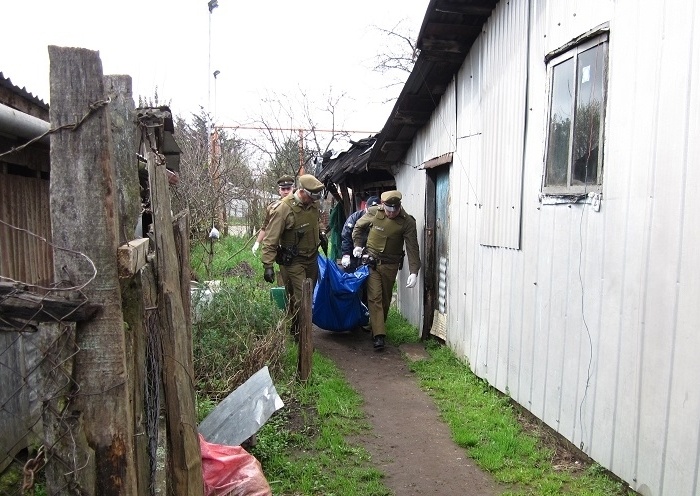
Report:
543,33,608,195
572,43,606,185
545,57,574,187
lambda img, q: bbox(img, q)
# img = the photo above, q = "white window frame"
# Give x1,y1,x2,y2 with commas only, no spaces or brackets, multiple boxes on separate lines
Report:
542,31,609,197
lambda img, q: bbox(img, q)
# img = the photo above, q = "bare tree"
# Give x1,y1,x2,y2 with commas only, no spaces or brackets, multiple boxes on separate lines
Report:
171,109,253,241
371,20,419,96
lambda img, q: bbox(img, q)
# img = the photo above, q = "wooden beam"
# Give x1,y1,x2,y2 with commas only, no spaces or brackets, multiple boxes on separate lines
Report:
380,140,413,153
0,283,100,322
392,110,433,126
421,23,483,38
421,38,470,54
148,145,204,495
397,95,436,112
420,50,468,64
117,238,150,279
432,1,496,16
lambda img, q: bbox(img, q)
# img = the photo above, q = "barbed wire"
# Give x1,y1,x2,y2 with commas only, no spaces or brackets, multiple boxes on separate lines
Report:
0,98,110,160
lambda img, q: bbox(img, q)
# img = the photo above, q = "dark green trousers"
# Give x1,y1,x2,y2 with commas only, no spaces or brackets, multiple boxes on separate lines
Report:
279,255,319,330
366,262,399,337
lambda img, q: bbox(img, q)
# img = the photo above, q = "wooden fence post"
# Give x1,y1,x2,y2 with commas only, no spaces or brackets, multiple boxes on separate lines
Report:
48,46,137,495
297,278,313,381
106,74,150,494
147,147,204,496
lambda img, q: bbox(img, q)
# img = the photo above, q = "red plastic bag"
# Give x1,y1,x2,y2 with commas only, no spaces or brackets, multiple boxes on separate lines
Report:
200,434,272,496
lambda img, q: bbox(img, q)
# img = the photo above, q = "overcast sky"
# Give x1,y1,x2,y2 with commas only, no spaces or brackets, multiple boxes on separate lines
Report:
2,0,429,150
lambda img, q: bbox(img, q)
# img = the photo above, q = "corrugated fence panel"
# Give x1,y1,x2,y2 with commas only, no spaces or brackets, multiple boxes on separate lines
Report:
478,0,528,250
0,174,53,286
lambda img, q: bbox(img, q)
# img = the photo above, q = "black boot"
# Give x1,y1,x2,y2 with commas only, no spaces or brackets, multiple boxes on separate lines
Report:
373,335,385,351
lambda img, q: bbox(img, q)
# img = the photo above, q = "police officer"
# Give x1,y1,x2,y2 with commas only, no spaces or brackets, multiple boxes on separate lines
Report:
252,174,295,254
352,190,421,350
261,173,325,337
340,195,379,272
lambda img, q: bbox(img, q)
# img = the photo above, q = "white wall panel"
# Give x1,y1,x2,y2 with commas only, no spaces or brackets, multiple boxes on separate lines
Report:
479,0,529,249
394,127,429,330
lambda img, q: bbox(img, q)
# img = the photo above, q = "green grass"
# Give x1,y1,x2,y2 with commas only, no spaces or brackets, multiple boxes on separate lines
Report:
251,346,389,496
384,309,633,496
192,234,634,495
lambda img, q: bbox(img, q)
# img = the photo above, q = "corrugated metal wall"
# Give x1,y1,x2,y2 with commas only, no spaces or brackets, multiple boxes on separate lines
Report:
0,174,53,286
395,0,700,494
478,0,529,250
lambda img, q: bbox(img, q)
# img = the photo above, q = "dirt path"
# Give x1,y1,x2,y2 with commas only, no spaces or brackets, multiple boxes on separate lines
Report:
313,325,504,495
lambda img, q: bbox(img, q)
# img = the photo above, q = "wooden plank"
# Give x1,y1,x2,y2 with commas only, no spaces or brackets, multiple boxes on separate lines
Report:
117,238,150,279
297,278,313,381
0,282,100,322
172,210,192,329
48,45,137,495
104,75,140,246
147,145,203,496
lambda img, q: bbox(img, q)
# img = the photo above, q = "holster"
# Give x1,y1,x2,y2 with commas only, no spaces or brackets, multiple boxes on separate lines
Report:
275,245,298,266
361,254,377,268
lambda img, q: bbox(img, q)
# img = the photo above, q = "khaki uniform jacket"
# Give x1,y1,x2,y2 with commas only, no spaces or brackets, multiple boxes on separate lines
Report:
260,198,282,231
352,205,421,274
261,193,320,268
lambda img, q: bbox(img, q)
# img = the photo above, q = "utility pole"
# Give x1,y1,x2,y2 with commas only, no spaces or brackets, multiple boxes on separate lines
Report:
207,0,218,116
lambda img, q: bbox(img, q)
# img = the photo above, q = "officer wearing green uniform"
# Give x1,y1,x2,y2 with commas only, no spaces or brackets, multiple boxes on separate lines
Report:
252,174,295,254
352,190,421,350
261,174,325,336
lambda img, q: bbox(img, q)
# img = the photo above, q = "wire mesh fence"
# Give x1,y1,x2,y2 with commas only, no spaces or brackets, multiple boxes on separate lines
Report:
0,285,165,495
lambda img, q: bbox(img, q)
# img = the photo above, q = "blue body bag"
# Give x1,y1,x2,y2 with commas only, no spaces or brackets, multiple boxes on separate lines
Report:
312,255,369,332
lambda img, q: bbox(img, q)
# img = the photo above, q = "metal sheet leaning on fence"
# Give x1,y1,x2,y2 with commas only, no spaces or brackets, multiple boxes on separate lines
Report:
261,174,325,336
352,190,421,350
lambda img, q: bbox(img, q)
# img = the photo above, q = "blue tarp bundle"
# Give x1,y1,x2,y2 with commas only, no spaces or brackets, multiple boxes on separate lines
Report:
313,255,369,332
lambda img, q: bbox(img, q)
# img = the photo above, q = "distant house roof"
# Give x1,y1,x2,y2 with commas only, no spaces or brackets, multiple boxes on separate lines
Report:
369,0,498,168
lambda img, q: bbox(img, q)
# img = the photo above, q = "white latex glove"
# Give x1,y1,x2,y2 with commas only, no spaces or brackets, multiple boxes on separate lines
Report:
251,241,260,254
406,273,418,288
341,255,351,267
352,246,363,258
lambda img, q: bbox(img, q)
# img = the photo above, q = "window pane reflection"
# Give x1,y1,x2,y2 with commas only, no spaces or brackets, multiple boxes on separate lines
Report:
545,57,574,187
572,44,605,185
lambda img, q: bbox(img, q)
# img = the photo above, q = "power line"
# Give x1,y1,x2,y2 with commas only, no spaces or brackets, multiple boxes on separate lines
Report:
215,125,378,134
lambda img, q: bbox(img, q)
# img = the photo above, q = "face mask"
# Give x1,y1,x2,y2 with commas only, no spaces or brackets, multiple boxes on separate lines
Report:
384,204,398,213
305,189,323,201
